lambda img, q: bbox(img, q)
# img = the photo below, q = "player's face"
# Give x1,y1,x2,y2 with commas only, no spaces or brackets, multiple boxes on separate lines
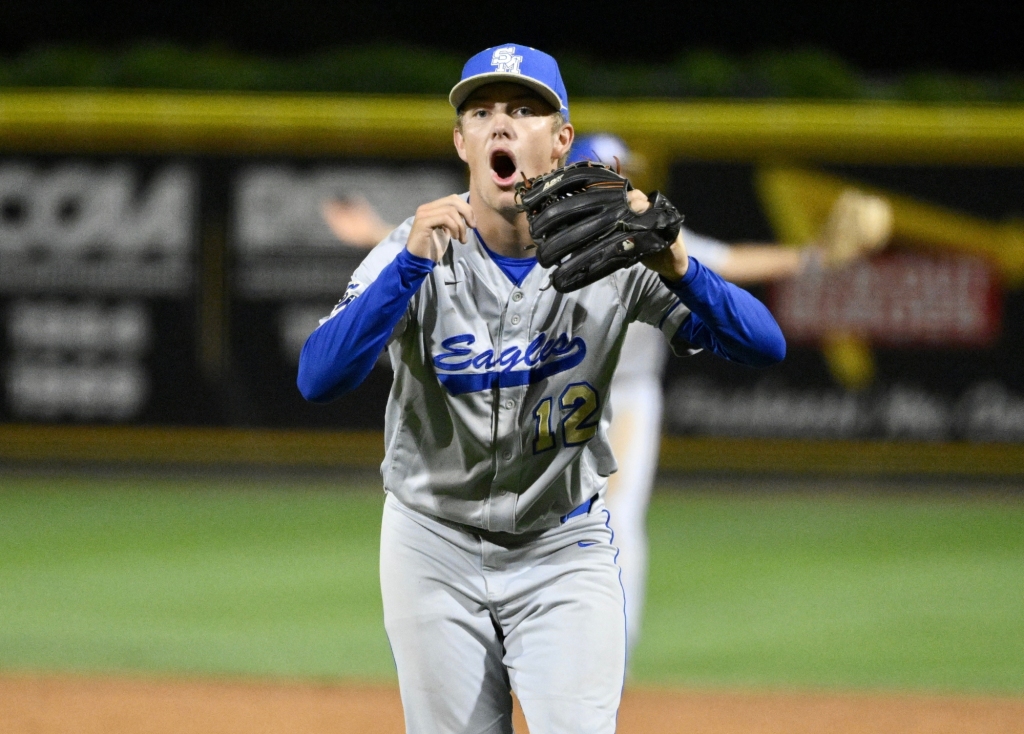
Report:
454,83,573,214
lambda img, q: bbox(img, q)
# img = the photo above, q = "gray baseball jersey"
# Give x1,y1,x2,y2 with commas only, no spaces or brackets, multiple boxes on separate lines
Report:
323,198,694,534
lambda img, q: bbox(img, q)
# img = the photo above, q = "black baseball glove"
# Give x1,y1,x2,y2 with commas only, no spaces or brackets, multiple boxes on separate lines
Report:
515,162,684,293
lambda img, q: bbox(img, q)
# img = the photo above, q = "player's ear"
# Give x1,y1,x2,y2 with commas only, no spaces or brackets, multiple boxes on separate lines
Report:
453,127,469,163
553,123,574,163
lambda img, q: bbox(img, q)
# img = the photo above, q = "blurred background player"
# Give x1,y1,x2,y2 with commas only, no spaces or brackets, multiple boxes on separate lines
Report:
320,132,893,655
568,133,892,655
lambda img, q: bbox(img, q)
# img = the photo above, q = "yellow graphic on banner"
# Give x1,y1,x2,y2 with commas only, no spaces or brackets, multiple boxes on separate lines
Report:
757,165,1024,285
756,165,1024,389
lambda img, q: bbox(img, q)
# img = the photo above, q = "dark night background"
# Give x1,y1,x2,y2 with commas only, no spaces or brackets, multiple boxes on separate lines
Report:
2,0,1021,76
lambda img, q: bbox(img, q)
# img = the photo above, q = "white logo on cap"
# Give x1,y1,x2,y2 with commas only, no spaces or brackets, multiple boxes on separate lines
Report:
491,47,523,74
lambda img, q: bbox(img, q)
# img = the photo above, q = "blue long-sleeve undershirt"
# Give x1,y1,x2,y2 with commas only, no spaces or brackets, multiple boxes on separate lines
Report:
298,251,785,403
297,248,435,403
667,256,786,367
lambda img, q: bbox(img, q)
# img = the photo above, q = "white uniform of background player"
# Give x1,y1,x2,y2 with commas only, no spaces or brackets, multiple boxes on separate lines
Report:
608,239,731,650
302,46,785,733
569,134,893,655
568,135,732,652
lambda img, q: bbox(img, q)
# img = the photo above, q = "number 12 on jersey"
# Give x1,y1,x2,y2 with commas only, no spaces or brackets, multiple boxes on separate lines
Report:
532,382,600,453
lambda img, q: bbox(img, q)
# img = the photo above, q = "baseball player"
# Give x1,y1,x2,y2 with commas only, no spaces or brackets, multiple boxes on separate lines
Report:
321,132,892,659
298,44,785,733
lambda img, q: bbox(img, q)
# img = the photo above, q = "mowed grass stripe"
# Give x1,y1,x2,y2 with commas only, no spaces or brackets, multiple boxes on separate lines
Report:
0,475,1021,692
0,476,393,680
636,491,1024,692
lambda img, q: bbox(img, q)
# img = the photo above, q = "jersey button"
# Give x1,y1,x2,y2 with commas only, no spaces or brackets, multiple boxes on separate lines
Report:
512,291,524,302
502,450,513,460
511,315,521,325
504,399,515,409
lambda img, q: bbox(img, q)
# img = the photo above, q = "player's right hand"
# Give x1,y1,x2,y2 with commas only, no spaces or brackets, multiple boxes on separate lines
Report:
407,195,477,262
322,197,393,249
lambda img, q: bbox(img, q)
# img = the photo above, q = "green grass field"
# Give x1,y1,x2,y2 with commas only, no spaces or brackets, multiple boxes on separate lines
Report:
0,472,1022,694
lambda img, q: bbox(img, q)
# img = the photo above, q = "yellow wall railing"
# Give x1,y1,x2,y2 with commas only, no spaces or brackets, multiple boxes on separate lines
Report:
1,424,1022,477
2,90,1023,169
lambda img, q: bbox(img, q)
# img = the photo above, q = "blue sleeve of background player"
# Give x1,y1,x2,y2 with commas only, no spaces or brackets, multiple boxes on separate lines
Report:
666,256,786,367
297,248,435,403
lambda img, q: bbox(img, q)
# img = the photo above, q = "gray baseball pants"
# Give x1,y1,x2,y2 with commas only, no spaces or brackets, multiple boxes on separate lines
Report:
380,491,626,733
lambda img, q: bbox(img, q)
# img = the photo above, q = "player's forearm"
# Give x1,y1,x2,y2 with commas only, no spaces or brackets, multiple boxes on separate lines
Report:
297,249,434,402
715,244,804,284
666,257,786,367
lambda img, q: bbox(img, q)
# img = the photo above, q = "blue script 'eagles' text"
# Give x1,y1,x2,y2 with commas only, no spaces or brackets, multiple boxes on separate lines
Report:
432,332,587,395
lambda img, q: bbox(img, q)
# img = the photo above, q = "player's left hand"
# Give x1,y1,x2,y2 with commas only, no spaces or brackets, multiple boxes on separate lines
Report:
630,189,689,281
815,189,893,268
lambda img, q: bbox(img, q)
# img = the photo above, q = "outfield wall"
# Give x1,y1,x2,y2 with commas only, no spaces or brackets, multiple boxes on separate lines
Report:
1,91,1023,475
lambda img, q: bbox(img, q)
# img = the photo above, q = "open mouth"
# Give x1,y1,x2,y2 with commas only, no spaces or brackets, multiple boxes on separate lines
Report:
490,150,518,186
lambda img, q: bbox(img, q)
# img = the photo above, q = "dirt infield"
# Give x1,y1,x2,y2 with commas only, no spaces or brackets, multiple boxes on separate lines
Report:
3,674,1023,734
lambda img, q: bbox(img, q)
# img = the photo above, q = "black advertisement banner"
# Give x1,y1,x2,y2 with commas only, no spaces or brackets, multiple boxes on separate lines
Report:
0,154,464,430
2,153,1022,445
664,161,1024,443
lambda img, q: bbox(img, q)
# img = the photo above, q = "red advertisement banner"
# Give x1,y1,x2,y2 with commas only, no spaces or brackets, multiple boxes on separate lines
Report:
769,253,1002,347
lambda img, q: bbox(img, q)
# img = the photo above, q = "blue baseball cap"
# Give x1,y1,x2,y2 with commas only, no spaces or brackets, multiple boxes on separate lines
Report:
449,44,569,120
567,133,631,165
